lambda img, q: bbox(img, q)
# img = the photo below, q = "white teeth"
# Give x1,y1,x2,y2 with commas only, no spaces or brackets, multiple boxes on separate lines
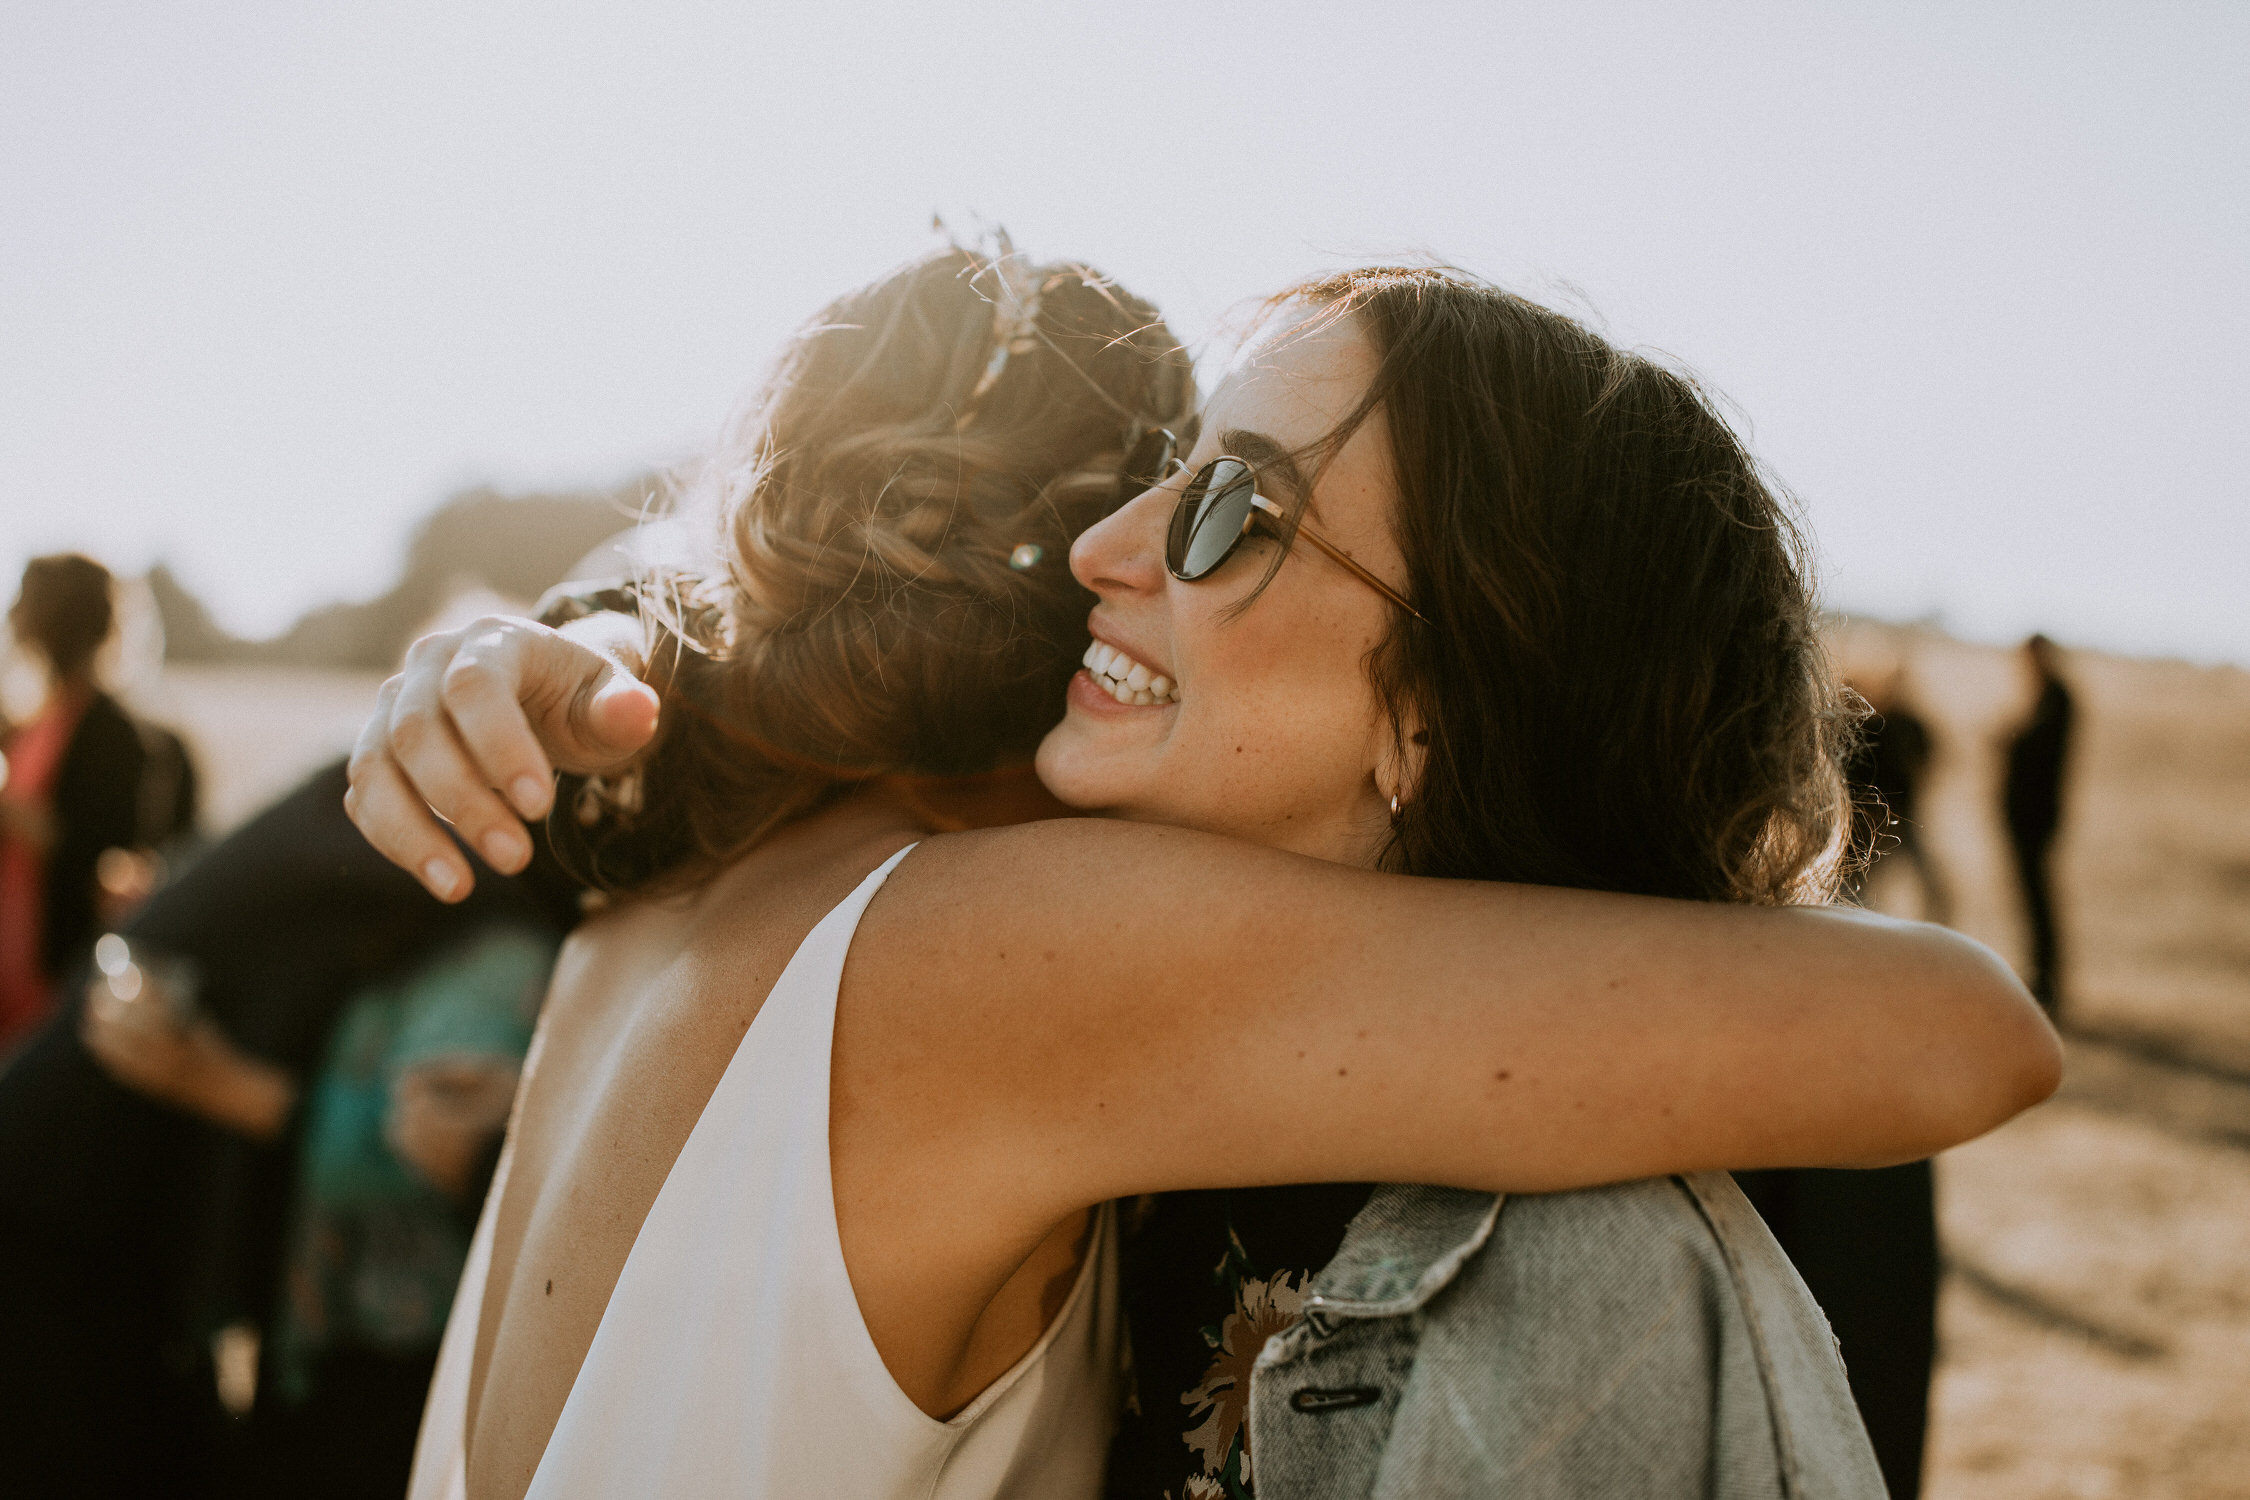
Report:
1081,639,1179,705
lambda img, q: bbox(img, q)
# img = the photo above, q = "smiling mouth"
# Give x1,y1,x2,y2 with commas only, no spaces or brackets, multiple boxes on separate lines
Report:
1082,640,1178,706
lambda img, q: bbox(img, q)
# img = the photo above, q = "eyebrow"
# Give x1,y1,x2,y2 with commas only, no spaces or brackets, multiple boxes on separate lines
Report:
1219,427,1314,510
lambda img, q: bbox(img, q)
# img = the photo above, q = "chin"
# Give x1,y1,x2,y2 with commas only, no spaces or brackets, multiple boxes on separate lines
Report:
1033,726,1099,810
1034,719,1139,814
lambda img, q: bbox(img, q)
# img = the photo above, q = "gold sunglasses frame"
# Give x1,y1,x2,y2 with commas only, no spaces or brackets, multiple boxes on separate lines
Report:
1144,442,1430,625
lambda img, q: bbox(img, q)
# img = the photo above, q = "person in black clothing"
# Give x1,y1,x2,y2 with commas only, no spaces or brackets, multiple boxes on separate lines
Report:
0,759,577,1500
1843,667,1950,924
1733,1158,1939,1499
1,555,148,1050
1735,663,1955,1500
2003,634,2074,1014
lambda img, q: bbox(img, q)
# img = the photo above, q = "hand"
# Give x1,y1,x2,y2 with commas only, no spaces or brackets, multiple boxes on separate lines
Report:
81,975,297,1141
386,1056,521,1200
95,847,160,926
345,614,660,901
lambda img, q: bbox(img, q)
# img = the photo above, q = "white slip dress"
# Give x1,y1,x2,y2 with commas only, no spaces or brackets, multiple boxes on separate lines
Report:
406,846,1121,1500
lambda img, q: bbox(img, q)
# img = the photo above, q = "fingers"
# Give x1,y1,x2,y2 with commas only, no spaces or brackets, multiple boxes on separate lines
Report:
346,731,475,900
81,980,124,1041
439,622,561,819
347,673,478,900
386,632,535,879
80,987,161,1088
518,629,660,775
345,615,660,901
80,1001,125,1072
571,668,662,769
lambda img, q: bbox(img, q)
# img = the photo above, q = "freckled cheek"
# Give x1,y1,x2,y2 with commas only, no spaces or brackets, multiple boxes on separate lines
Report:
1177,669,1363,786
1166,585,1383,765
1206,615,1371,718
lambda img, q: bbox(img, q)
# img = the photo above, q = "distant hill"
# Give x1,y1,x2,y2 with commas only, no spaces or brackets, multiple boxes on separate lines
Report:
154,481,662,669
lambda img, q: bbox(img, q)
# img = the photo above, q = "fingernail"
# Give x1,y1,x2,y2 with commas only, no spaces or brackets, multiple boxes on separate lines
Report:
511,775,550,817
422,858,464,900
480,828,527,871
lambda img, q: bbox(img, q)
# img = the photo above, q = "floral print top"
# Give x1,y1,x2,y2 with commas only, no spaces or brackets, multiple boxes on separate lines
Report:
1105,1183,1374,1500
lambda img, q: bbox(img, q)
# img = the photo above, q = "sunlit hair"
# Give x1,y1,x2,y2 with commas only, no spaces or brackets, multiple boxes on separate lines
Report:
551,248,1193,892
1261,265,1858,904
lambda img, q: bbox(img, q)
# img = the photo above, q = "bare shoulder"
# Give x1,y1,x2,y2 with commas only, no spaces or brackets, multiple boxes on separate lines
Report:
861,816,1559,1030
846,818,1476,1119
872,816,1398,944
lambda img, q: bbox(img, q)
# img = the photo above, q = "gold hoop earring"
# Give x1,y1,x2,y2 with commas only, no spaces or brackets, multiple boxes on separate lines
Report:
1389,792,1402,823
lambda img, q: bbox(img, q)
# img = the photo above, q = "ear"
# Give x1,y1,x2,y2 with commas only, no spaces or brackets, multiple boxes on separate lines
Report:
1374,707,1430,813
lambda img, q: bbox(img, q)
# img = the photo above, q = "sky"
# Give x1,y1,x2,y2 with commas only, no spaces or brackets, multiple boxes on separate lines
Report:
4,1,2245,661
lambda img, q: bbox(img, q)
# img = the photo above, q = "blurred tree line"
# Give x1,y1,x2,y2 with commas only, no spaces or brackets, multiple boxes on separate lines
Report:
149,484,659,670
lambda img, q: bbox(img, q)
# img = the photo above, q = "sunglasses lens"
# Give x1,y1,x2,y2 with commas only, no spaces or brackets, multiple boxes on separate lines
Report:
1168,460,1257,580
1118,429,1175,503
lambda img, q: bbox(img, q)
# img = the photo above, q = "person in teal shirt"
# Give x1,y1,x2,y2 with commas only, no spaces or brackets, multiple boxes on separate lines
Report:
257,925,558,1498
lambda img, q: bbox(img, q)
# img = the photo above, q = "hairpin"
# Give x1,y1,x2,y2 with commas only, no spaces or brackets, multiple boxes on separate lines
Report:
957,228,1048,425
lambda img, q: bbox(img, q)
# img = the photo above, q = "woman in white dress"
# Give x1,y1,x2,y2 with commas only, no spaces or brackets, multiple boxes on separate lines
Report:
353,250,2059,1500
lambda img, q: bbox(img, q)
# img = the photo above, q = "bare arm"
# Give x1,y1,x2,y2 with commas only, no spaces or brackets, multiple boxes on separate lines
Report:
343,614,2057,1196
81,976,299,1141
838,820,2058,1228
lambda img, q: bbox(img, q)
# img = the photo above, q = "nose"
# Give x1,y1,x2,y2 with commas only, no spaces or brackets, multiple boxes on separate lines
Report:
1071,482,1173,600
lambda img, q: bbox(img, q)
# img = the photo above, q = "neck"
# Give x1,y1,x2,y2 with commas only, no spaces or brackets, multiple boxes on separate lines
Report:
871,764,1075,832
1106,788,1392,872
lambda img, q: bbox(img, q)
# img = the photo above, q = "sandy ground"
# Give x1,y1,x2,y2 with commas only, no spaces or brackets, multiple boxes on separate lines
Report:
1837,625,2250,1499
140,634,2250,1498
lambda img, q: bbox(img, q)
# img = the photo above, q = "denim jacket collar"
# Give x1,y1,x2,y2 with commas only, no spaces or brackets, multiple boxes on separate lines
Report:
1298,1185,1503,1333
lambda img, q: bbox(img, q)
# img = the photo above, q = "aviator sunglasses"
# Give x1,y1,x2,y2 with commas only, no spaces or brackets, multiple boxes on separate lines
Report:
1118,426,1429,624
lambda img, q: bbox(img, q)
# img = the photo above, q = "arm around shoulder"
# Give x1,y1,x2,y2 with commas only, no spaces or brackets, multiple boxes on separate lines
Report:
845,819,2062,1227
1848,917,2060,1163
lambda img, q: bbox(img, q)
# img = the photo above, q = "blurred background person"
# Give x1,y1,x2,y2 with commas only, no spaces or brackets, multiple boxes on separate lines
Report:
82,922,554,1499
2003,633,2075,1015
0,757,574,1499
259,930,548,1499
1,554,147,1053
1736,669,1948,1500
1843,662,1950,924
1736,1154,1939,1498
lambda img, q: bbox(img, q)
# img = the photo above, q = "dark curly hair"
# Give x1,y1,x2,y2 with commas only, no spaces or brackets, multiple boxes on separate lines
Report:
1269,266,1857,904
552,248,1194,892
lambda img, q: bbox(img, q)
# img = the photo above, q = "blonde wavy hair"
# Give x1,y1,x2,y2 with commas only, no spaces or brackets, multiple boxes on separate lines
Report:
550,248,1194,892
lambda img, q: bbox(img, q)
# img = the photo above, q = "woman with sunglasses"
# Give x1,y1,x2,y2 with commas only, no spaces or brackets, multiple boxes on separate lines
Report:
355,258,2056,1500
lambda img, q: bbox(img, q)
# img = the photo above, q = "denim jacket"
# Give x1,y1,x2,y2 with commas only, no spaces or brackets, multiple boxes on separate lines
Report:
1246,1173,1890,1499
